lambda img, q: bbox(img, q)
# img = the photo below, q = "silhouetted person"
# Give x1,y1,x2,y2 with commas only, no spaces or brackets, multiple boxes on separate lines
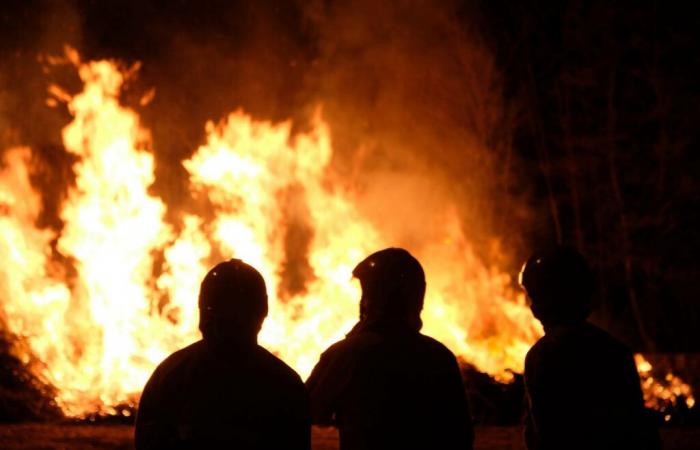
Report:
135,259,310,450
307,248,474,450
520,246,660,450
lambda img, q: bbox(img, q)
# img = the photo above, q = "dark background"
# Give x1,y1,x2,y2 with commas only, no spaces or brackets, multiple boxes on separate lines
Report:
472,0,700,352
1,0,698,356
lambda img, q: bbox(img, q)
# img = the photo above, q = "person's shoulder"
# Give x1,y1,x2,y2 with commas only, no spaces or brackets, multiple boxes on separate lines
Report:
416,333,458,359
143,340,204,392
526,323,600,361
584,323,633,356
525,323,634,373
254,346,304,386
154,340,203,375
526,333,550,357
408,334,466,380
323,337,351,354
524,332,561,374
322,331,383,357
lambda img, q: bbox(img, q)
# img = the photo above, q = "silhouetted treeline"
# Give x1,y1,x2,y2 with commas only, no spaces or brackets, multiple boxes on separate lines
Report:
472,0,700,351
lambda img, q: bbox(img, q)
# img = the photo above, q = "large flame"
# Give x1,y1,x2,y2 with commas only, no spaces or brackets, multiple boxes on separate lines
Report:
0,54,690,417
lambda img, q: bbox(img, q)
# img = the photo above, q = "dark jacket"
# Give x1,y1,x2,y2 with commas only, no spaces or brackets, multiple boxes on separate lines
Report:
135,339,310,450
524,322,660,450
307,323,474,450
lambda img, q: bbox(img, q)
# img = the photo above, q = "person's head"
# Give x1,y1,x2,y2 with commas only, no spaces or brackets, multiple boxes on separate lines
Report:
519,245,594,329
198,259,268,344
352,247,426,330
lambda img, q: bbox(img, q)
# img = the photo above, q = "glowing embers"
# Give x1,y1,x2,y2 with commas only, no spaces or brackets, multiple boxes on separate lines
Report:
635,354,695,420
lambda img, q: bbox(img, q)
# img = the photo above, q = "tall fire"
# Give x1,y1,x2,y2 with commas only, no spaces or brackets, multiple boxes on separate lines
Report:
0,52,693,419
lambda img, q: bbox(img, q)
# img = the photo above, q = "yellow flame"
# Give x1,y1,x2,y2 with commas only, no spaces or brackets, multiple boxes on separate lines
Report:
1,54,686,418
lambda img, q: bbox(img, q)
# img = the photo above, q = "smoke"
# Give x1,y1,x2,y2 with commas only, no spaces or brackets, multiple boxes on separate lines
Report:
1,0,529,275
300,0,528,265
0,1,80,231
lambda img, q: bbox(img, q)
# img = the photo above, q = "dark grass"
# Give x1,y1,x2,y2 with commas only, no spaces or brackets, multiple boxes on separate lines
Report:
0,424,699,450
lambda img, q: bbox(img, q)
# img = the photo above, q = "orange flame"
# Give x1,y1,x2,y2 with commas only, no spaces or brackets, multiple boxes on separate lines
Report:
1,53,687,418
0,54,539,417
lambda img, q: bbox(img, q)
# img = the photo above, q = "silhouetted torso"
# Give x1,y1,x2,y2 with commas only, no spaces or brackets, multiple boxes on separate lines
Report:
135,339,310,450
307,325,474,450
524,322,660,450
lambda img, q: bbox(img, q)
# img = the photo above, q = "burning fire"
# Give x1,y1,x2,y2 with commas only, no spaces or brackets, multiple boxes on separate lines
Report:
0,51,692,417
635,355,696,420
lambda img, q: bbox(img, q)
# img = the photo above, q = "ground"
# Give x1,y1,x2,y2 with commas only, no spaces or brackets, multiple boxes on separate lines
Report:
0,425,698,449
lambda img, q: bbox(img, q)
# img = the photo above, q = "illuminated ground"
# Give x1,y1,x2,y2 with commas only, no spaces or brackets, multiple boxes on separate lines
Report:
0,425,698,449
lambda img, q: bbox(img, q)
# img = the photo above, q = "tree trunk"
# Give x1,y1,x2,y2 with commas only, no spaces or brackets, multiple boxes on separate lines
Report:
605,69,654,351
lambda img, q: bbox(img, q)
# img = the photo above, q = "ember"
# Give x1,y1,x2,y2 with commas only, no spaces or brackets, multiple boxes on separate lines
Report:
636,355,696,420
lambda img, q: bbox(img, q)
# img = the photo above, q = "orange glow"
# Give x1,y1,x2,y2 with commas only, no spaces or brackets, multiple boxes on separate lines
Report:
635,354,695,412
0,53,690,417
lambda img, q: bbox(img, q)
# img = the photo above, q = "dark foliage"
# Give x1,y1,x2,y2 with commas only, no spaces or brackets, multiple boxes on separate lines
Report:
471,0,700,351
